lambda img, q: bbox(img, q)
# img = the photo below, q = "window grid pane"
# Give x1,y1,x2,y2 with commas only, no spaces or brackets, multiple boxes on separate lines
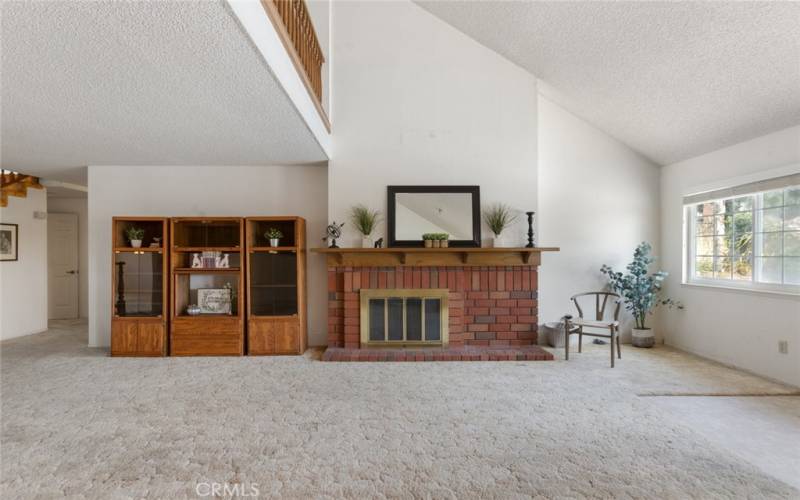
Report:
691,186,800,288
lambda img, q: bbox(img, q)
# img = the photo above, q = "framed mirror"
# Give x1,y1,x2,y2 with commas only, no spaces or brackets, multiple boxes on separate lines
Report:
387,186,481,247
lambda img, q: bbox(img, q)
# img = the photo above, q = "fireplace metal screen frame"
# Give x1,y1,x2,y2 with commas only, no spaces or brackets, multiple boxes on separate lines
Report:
359,289,449,347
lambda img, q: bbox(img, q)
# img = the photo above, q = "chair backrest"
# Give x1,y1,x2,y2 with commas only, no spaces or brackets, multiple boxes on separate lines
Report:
571,292,621,322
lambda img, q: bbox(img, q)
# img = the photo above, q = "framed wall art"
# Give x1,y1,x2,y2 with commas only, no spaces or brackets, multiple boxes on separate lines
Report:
0,223,18,262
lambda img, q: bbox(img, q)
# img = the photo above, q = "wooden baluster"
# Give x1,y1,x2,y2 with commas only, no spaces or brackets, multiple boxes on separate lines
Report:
263,0,325,110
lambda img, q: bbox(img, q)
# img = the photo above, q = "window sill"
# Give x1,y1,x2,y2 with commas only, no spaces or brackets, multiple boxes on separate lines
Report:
682,281,800,299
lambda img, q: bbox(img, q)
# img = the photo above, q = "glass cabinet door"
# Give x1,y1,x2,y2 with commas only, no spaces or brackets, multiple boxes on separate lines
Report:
249,252,297,316
174,221,240,248
113,252,163,317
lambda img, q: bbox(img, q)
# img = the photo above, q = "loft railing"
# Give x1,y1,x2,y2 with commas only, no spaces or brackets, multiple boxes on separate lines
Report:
262,0,325,110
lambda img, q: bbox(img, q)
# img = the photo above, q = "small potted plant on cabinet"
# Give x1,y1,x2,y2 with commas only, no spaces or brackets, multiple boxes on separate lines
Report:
350,204,381,248
483,203,517,248
438,233,450,248
264,228,283,248
601,242,683,347
125,227,145,248
422,233,435,248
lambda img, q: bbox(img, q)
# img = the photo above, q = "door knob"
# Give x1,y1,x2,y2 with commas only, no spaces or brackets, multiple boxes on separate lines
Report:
67,270,77,274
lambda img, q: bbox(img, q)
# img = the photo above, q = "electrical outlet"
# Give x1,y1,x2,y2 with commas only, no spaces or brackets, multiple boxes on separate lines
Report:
778,340,788,354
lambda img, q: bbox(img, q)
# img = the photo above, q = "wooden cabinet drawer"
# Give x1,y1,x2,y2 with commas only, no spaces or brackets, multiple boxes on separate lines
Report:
170,337,242,356
171,317,241,337
171,317,243,355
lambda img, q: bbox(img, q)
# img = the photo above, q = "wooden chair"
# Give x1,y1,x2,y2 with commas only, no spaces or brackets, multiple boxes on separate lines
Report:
563,292,622,367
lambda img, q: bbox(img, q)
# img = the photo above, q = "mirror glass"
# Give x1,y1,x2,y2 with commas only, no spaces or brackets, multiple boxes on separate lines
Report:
395,193,474,240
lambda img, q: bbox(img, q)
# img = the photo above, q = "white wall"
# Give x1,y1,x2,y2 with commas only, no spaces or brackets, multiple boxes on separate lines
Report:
328,0,538,246
660,126,800,386
88,165,328,348
537,95,661,341
0,189,48,340
47,196,89,318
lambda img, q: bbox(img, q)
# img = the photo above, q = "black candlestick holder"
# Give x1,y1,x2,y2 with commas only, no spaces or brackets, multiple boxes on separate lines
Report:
525,211,535,248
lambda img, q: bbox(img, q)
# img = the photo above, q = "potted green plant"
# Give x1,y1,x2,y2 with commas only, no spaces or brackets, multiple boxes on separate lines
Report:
422,233,435,248
483,203,517,248
125,227,145,248
264,228,283,248
350,204,381,248
436,233,450,248
600,242,683,348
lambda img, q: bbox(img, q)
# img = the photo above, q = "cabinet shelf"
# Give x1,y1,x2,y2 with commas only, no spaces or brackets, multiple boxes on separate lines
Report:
173,267,240,274
175,313,241,319
250,246,297,253
172,246,241,252
114,247,164,253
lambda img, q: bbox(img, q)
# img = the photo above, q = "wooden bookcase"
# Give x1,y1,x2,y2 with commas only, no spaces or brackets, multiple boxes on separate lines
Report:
245,217,307,355
169,217,245,356
111,217,168,356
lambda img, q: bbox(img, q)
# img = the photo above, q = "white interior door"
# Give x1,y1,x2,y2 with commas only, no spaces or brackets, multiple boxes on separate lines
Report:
48,213,79,319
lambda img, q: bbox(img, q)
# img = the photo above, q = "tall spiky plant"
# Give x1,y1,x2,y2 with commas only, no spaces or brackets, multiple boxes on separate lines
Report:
483,203,517,236
350,205,381,236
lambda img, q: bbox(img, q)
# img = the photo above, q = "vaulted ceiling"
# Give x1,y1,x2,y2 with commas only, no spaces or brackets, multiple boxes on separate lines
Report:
416,1,800,165
1,0,327,185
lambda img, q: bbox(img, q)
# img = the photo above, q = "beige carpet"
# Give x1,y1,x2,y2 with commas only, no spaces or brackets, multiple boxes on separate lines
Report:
1,320,798,499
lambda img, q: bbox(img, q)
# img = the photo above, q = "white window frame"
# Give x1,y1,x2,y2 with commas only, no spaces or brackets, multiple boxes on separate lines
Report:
683,171,800,296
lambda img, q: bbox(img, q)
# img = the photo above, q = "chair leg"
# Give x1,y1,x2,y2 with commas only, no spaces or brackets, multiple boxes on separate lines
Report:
564,318,569,361
578,329,583,353
610,325,615,368
616,329,621,359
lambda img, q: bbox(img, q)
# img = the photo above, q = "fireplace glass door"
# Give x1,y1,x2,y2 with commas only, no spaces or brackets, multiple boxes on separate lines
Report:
361,290,448,346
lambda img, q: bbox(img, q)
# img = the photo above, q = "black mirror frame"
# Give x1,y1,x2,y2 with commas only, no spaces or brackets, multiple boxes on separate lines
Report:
387,185,481,248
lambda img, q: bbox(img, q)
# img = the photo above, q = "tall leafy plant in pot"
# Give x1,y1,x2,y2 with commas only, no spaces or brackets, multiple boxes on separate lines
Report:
600,242,682,348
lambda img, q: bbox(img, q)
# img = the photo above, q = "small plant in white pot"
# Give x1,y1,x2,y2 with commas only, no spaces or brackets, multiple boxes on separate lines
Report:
126,227,145,248
350,204,381,248
264,228,283,248
483,203,517,248
601,242,683,348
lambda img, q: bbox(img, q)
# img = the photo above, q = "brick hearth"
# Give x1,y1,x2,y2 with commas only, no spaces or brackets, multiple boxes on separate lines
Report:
327,266,540,349
323,345,553,362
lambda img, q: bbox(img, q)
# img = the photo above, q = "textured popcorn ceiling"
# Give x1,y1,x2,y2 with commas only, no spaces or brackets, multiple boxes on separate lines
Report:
415,1,800,165
1,1,327,184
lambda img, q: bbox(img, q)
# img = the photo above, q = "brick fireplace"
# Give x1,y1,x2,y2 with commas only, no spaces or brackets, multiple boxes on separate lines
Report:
314,247,558,361
328,266,539,348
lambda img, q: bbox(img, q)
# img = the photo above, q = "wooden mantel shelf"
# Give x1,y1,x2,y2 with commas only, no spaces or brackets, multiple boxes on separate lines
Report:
312,247,559,267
